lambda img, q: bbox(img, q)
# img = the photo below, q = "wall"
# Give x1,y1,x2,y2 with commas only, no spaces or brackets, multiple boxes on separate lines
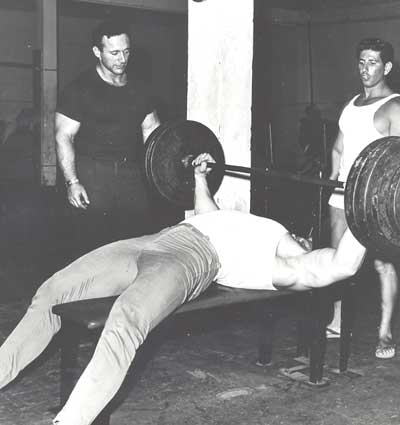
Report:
263,18,311,170
0,9,35,139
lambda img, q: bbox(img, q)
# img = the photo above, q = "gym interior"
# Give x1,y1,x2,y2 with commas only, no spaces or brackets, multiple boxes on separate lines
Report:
0,1,400,424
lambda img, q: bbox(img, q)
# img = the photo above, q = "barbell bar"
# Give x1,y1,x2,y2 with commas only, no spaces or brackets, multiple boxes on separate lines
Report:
207,162,341,188
180,153,342,189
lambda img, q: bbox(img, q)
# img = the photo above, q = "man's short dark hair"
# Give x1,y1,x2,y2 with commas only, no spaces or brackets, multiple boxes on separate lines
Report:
357,38,394,64
92,19,131,50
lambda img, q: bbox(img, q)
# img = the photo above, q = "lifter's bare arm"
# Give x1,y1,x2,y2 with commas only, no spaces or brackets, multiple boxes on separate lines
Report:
273,228,366,291
192,153,219,215
55,112,90,209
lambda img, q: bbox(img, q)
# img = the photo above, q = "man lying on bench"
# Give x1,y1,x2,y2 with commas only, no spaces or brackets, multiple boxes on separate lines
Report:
0,153,366,425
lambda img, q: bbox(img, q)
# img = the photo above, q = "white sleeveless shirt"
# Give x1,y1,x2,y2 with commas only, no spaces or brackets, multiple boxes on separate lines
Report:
183,210,288,290
329,93,400,209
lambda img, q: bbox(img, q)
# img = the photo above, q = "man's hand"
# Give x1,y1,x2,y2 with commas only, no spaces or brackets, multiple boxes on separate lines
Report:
291,234,313,252
68,182,90,210
192,153,215,177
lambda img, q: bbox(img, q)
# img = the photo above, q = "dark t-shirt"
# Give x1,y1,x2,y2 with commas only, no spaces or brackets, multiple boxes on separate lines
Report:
57,68,155,160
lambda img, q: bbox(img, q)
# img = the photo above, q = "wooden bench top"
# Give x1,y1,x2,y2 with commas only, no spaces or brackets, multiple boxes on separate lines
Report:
52,284,308,330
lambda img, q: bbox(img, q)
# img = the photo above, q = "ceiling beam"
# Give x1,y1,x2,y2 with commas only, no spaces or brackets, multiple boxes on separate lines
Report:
310,1,400,24
72,0,187,14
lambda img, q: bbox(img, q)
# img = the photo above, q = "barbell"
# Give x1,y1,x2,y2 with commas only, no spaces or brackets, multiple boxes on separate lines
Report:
345,135,400,260
145,120,342,207
145,120,226,210
144,120,400,259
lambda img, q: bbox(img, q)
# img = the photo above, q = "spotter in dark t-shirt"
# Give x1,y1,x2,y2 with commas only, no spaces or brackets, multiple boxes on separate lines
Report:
57,68,156,160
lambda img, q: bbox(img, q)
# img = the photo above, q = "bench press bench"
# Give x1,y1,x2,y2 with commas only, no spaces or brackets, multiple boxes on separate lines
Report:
51,281,355,425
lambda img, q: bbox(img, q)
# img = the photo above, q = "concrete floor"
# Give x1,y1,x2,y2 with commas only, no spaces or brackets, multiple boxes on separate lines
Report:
0,258,399,425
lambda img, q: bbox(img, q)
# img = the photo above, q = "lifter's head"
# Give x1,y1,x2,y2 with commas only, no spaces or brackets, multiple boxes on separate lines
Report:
92,20,131,76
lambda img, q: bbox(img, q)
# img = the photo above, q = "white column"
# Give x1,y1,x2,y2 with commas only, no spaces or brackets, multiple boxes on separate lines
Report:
187,0,254,211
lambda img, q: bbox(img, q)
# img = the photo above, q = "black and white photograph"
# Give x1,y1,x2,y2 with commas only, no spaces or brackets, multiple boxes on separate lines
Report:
0,1,399,424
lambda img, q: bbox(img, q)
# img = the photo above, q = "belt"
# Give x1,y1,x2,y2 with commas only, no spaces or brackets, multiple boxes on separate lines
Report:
77,154,137,164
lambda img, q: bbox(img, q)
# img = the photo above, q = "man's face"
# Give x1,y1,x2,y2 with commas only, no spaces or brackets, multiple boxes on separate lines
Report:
358,49,392,88
93,33,131,75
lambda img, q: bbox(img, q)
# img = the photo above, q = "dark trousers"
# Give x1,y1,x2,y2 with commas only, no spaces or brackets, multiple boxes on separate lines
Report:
64,156,183,260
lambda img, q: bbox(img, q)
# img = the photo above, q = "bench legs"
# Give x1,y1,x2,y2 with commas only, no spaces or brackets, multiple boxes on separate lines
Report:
308,285,358,382
256,294,329,385
58,320,111,425
59,320,80,405
339,283,356,373
257,311,276,366
256,296,319,373
308,290,329,384
257,314,311,367
308,318,326,383
296,319,311,358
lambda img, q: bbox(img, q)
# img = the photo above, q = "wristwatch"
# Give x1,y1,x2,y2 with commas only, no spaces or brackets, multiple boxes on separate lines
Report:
66,178,80,187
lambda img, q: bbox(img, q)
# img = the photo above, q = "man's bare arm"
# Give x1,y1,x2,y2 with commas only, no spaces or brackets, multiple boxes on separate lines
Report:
55,112,89,209
330,129,344,180
193,153,219,215
55,112,80,181
387,97,400,136
273,228,366,291
141,110,160,143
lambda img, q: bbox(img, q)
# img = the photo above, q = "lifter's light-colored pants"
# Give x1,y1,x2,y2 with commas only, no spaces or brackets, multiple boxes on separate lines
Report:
0,224,220,425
